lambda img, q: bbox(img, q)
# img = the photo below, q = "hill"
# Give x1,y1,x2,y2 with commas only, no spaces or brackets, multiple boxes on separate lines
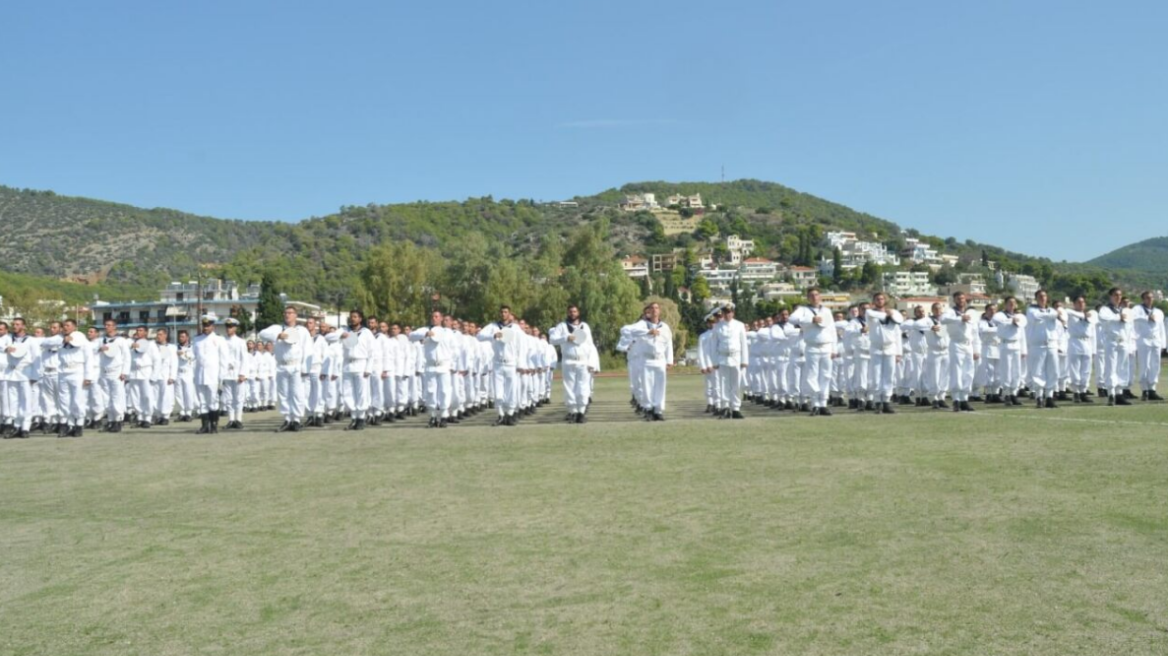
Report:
1088,236,1168,277
1,181,1160,309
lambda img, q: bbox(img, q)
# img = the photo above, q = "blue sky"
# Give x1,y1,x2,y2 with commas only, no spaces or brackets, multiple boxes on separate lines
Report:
2,0,1165,262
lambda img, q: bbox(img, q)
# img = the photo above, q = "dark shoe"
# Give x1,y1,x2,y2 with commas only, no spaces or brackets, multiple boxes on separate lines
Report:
1123,389,1136,400
289,422,302,432
276,421,291,433
1080,393,1094,404
960,401,974,412
577,413,587,424
70,426,83,438
1116,396,1132,406
1107,395,1115,406
1045,398,1057,409
881,402,895,414
1011,395,1023,406
819,408,833,416
970,395,984,403
1149,391,1165,401
810,407,820,416
57,424,71,438
654,412,666,421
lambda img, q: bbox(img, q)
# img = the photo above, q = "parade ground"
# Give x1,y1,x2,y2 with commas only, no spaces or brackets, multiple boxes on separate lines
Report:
2,374,1166,656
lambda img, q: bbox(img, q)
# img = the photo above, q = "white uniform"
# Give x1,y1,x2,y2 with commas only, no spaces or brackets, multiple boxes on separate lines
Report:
976,316,1001,397
1065,309,1097,396
152,341,178,422
866,308,904,405
942,306,981,405
193,331,227,416
712,318,748,413
1025,305,1062,400
789,305,837,410
3,334,39,433
626,319,674,415
549,320,594,416
336,326,376,421
1132,304,1166,395
126,338,158,422
258,324,312,423
992,311,1028,397
478,321,526,420
41,331,93,430
175,342,196,418
410,325,456,421
220,334,250,423
96,334,131,424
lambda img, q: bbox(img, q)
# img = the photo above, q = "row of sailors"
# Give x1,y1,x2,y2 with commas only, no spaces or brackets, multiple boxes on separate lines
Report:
697,287,1164,417
0,304,567,438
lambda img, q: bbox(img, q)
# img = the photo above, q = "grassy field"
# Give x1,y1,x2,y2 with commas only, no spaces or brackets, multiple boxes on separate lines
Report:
2,373,1167,656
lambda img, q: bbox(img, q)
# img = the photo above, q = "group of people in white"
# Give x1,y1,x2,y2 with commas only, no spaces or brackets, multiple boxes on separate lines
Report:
701,287,1164,417
0,304,586,438
2,287,1163,438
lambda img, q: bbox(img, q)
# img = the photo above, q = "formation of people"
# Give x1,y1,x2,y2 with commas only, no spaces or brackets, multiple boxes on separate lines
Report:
1,287,1163,438
697,287,1165,418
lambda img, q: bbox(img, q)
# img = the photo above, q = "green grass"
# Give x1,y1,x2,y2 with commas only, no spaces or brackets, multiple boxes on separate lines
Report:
2,374,1167,655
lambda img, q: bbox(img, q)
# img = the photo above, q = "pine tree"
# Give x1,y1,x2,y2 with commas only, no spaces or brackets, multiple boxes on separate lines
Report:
255,271,285,329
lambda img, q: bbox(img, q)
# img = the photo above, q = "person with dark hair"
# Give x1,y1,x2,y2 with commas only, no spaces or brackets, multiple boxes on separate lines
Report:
789,288,837,416
478,305,525,426
411,310,455,428
336,309,376,431
258,306,312,431
625,302,674,421
976,303,1001,403
549,304,594,423
942,291,979,412
2,317,37,438
993,296,1027,406
1097,288,1132,405
866,292,904,414
127,325,159,428
1132,291,1165,400
1065,296,1097,403
174,329,196,422
1025,290,1062,409
39,319,92,437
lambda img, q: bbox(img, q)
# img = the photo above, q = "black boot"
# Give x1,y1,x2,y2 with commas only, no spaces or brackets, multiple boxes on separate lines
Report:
881,402,895,414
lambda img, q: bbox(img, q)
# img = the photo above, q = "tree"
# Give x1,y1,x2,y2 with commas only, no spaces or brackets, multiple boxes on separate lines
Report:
690,276,711,304
832,247,843,285
359,242,443,325
860,261,882,286
255,271,284,329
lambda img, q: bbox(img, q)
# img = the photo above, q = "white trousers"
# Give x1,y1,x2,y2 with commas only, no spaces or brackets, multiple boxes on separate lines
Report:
802,351,833,408
221,380,244,421
999,351,1024,394
176,376,196,415
276,370,305,421
57,376,87,425
153,380,174,420
715,365,741,411
642,362,668,413
39,374,61,420
562,363,592,414
1028,346,1060,398
6,380,33,431
1068,354,1093,393
342,372,369,419
948,347,976,402
493,367,519,415
196,383,219,414
1137,344,1161,391
870,353,897,403
923,351,949,400
423,370,452,418
99,376,126,421
128,379,154,420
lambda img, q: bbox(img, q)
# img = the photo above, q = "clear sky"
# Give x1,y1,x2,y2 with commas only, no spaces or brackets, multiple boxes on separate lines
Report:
2,0,1165,262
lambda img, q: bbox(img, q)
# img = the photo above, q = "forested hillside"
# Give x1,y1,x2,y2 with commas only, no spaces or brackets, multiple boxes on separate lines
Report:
1,180,1162,312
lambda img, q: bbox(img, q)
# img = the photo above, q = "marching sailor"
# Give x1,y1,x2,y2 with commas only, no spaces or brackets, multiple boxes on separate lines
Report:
258,306,312,432
712,303,748,419
549,304,594,424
